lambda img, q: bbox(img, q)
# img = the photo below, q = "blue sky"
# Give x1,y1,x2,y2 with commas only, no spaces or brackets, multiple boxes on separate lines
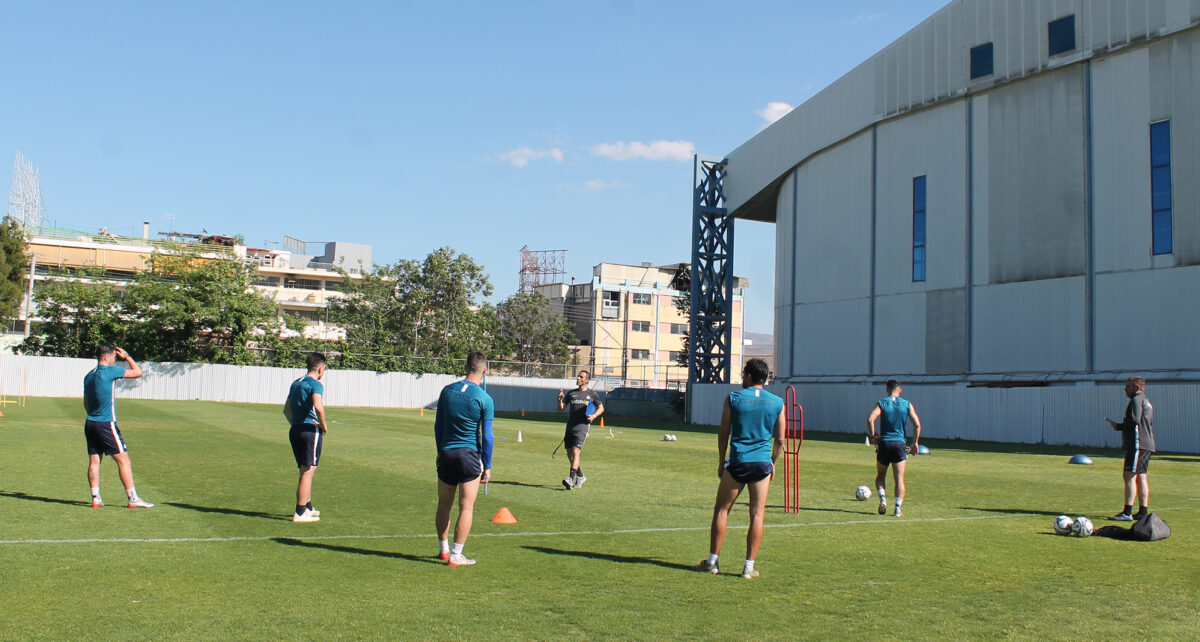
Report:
1,1,948,333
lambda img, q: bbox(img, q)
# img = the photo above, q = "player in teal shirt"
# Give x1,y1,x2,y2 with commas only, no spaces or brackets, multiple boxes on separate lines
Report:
82,345,153,509
283,353,329,523
695,358,785,579
867,379,923,517
433,351,494,566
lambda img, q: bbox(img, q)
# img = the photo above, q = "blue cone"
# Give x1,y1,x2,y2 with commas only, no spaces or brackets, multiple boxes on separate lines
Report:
1069,454,1093,465
917,445,931,455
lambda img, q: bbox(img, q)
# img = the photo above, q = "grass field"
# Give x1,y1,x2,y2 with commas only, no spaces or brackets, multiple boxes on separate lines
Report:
1,397,1198,640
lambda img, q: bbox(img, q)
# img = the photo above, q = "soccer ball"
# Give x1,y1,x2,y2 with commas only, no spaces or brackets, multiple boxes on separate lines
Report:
669,434,677,441
1071,516,1094,537
663,434,671,441
855,485,872,501
1053,515,1074,535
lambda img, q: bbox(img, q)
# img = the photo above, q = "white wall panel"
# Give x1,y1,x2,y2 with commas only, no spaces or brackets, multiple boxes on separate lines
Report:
872,293,926,375
1094,266,1200,371
972,277,1087,372
791,299,870,377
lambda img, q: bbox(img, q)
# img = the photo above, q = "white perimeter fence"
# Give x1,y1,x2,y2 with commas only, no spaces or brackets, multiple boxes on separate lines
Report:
0,354,575,412
689,382,1200,454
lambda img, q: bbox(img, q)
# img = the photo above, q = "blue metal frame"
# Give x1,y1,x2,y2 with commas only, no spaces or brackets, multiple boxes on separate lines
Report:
689,155,734,384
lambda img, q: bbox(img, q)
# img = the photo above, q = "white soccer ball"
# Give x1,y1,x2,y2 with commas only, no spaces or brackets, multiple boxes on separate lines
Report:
669,434,677,441
1071,516,1094,537
855,485,872,501
1053,515,1074,535
663,434,671,441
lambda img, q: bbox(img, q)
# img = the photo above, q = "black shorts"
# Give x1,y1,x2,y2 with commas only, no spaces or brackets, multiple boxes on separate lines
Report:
724,461,774,484
564,424,590,449
290,424,324,467
437,447,483,485
85,420,128,456
1123,449,1152,474
876,441,908,465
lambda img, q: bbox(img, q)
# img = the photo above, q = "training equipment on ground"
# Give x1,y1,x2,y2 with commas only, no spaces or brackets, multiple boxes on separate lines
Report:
517,430,523,443
491,507,517,524
917,445,931,454
783,386,805,513
1068,454,1093,465
1071,516,1093,537
855,485,872,501
1053,515,1075,535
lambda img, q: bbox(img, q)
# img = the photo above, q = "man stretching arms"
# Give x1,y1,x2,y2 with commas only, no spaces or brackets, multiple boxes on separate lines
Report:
284,353,328,523
84,345,153,508
695,359,784,579
434,351,495,566
556,369,604,489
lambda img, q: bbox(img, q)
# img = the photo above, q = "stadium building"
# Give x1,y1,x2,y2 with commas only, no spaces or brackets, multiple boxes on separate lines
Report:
688,0,1200,453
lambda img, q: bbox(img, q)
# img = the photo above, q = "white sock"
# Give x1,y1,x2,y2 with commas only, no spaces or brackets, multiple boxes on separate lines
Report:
90,486,101,499
451,542,464,556
127,487,139,501
439,539,449,552
896,497,904,507
707,553,719,565
878,489,886,503
743,559,755,572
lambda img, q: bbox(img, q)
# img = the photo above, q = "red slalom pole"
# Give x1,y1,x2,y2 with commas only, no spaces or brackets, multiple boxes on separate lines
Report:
783,386,804,513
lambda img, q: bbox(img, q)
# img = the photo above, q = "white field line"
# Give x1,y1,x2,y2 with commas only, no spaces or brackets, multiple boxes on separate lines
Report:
2,506,1195,546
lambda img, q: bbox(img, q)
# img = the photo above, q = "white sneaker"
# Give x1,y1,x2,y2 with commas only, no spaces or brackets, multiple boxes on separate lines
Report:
573,473,587,489
127,499,155,509
894,507,903,518
877,502,887,515
308,507,321,517
562,477,574,490
292,509,320,523
447,553,476,566
741,565,759,579
91,499,103,508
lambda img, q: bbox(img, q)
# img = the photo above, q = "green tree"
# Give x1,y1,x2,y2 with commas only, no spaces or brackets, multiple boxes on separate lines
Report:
18,266,124,358
121,245,281,364
327,246,496,373
670,264,690,368
495,292,574,373
0,216,30,327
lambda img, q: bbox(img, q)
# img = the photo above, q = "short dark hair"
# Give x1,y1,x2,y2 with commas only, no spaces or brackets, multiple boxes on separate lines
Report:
466,351,488,374
306,352,327,372
743,358,769,386
1127,376,1146,392
577,369,590,380
886,379,902,394
96,344,115,360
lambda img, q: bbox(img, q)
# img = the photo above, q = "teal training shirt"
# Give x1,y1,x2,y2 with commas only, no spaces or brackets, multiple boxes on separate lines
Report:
287,376,324,427
84,364,127,422
878,396,911,442
434,379,496,468
727,387,784,464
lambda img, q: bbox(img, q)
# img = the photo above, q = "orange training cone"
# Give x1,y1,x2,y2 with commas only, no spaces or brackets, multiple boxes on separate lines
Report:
420,408,424,416
491,507,518,524
599,417,604,428
521,409,525,417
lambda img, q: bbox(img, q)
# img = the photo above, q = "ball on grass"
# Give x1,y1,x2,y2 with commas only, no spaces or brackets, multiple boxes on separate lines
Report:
1071,516,1094,537
855,485,872,501
1053,515,1074,535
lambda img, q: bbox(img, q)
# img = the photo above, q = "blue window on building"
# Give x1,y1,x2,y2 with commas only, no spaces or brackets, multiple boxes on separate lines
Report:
1150,120,1172,255
913,176,927,282
970,43,993,79
1048,15,1076,56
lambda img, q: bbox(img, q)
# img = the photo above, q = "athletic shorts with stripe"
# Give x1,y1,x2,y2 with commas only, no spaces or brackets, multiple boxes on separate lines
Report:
437,447,483,485
564,424,590,449
876,440,908,465
289,424,324,467
84,420,128,456
1123,449,1152,474
724,461,773,484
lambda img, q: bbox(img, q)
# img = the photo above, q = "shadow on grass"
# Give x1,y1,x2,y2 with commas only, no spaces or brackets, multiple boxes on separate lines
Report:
489,480,557,490
163,501,290,521
960,506,1067,517
1155,455,1200,463
271,537,442,565
0,490,90,507
766,504,878,516
523,545,695,572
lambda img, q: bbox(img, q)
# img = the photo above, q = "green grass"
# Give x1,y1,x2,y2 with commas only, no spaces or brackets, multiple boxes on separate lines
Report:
1,398,1198,640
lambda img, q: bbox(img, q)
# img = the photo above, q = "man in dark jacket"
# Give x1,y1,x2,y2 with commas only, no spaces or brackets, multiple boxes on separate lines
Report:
1105,376,1155,521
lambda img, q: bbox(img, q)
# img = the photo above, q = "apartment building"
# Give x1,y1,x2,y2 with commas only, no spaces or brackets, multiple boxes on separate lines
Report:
537,261,747,388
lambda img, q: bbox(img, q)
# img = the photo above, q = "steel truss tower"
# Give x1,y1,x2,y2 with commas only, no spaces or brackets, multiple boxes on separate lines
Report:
519,246,567,293
8,151,46,228
689,155,734,384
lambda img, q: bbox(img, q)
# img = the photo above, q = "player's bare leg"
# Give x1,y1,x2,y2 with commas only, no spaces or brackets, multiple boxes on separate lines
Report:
1135,473,1149,513
1122,470,1136,507
875,461,889,514
296,465,316,506
436,479,457,541
743,475,771,561
453,477,481,545
708,473,744,556
892,460,907,516
112,452,136,492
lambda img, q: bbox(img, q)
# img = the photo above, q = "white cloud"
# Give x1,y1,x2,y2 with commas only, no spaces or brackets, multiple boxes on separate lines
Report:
851,12,888,24
757,101,794,127
583,179,625,191
499,146,563,167
589,139,694,161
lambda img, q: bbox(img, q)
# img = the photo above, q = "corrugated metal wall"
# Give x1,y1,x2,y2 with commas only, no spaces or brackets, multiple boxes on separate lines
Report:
689,382,1200,453
0,355,575,412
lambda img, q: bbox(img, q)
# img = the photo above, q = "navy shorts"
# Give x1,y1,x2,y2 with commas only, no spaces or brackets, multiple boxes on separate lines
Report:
564,423,590,449
85,420,128,456
724,461,774,484
876,441,908,465
290,424,324,467
437,447,483,485
1124,449,1151,474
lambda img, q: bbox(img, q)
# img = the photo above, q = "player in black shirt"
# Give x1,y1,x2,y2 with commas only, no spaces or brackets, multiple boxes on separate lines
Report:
557,370,604,489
